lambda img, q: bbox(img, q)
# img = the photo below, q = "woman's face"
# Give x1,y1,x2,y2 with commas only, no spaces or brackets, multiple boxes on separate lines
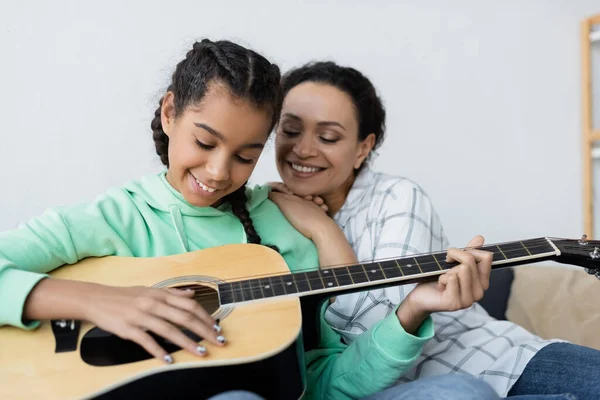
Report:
275,82,373,197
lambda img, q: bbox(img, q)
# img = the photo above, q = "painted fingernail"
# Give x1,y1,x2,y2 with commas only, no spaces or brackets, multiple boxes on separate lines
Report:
164,354,173,364
197,345,207,354
213,323,222,333
216,335,226,344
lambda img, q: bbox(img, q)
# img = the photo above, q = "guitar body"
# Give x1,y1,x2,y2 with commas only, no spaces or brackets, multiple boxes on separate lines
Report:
0,244,305,399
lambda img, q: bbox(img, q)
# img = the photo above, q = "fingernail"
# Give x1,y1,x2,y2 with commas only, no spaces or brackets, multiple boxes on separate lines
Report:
213,323,222,333
197,345,207,354
164,354,173,364
216,335,226,344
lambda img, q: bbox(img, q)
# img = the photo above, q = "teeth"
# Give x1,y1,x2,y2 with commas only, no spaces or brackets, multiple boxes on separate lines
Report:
195,178,217,193
291,164,321,173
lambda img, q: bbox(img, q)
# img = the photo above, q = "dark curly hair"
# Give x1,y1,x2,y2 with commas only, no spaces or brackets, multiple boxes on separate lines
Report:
152,38,282,248
280,61,386,170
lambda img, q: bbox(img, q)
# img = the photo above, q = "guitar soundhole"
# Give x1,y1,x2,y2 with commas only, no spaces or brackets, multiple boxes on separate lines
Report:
80,283,224,366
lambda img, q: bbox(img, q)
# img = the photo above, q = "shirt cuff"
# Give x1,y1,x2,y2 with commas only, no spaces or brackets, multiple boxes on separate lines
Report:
371,308,434,361
0,267,47,329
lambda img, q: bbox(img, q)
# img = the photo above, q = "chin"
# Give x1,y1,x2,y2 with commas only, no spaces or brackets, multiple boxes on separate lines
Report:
283,181,322,197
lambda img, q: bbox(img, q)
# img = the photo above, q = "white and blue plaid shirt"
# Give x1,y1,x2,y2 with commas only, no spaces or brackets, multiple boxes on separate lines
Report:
324,167,560,396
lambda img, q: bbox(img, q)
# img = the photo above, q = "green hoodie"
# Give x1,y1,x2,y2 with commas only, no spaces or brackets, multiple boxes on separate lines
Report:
0,171,433,399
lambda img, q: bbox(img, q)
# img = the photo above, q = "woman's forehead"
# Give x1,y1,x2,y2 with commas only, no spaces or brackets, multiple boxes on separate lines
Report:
282,82,357,126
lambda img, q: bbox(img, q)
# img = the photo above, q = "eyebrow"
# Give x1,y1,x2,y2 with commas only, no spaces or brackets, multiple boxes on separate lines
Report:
282,113,346,131
194,122,264,150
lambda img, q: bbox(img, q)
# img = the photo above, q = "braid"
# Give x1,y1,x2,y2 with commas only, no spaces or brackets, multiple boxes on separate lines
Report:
150,39,282,252
226,186,279,252
151,96,169,167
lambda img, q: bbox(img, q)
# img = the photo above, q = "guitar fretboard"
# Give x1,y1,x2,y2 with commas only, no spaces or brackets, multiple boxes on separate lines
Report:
217,238,557,305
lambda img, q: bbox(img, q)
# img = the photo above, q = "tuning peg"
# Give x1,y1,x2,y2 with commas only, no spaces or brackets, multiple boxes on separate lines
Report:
579,234,589,245
590,247,600,259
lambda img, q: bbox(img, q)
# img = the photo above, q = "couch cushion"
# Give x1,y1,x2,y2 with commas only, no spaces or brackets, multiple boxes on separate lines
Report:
506,264,600,350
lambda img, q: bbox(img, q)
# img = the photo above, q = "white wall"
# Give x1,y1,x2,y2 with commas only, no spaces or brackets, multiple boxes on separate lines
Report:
1,0,599,247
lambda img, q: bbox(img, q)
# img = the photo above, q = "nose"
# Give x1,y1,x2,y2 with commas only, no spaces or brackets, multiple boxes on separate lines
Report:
205,151,230,182
293,133,318,159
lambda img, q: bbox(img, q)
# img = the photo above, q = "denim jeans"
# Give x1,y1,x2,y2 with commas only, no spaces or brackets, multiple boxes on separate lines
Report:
209,343,599,400
363,374,572,400
206,372,575,400
207,391,264,400
508,342,600,399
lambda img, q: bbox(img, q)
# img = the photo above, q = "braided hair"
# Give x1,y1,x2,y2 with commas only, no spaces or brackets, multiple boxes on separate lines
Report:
151,39,282,249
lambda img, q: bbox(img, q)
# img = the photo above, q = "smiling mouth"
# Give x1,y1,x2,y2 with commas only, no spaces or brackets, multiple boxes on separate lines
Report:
289,162,325,174
190,172,223,193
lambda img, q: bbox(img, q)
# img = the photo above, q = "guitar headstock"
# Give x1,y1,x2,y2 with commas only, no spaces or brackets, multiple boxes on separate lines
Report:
551,235,600,278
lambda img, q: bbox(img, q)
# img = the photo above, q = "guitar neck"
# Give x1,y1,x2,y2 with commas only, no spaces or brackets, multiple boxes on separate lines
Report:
218,237,560,305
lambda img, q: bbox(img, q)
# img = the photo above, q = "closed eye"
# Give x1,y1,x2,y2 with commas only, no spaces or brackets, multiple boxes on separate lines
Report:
320,137,339,144
283,130,300,137
235,155,254,164
195,140,214,150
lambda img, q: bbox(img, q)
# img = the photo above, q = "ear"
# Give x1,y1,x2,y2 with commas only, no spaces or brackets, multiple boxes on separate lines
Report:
160,92,177,137
354,133,376,169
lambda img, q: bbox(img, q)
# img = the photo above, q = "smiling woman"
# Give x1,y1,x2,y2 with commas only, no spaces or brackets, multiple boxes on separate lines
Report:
276,74,380,216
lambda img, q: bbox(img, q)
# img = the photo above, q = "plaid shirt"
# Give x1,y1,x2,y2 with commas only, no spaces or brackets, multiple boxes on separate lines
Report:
324,167,560,396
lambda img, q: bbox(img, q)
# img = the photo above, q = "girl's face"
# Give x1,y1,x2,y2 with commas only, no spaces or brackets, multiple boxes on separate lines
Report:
162,83,272,207
275,82,373,197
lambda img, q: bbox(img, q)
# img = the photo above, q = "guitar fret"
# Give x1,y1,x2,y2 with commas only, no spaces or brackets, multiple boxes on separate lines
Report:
281,274,298,295
259,277,275,298
270,276,286,296
495,245,508,259
433,252,453,270
413,257,424,274
305,270,325,290
414,255,441,273
432,254,443,270
520,241,532,256
241,279,254,301
380,260,403,278
218,283,234,304
246,279,262,300
397,259,419,276
394,259,405,276
333,266,354,286
523,239,554,255
233,281,244,302
347,264,369,283
321,269,339,289
498,243,529,260
294,272,311,292
364,262,386,281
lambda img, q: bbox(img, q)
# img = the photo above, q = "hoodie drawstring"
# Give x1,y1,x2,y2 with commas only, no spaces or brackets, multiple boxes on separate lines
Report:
169,204,189,252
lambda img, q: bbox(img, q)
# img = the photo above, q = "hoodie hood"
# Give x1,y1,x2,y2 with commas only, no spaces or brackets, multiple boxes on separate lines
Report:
122,171,271,252
123,171,270,217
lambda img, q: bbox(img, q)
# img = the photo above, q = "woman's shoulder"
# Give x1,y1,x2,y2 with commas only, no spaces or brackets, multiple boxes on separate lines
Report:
351,167,428,204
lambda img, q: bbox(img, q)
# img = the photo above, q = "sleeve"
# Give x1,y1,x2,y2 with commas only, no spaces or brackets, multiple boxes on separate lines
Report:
303,303,433,400
0,200,132,329
302,180,447,399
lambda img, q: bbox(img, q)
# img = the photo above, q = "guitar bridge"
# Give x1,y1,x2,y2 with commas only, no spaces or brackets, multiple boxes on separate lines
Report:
51,319,81,353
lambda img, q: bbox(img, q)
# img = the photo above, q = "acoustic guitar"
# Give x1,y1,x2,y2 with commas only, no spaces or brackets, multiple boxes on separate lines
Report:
1,236,599,399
